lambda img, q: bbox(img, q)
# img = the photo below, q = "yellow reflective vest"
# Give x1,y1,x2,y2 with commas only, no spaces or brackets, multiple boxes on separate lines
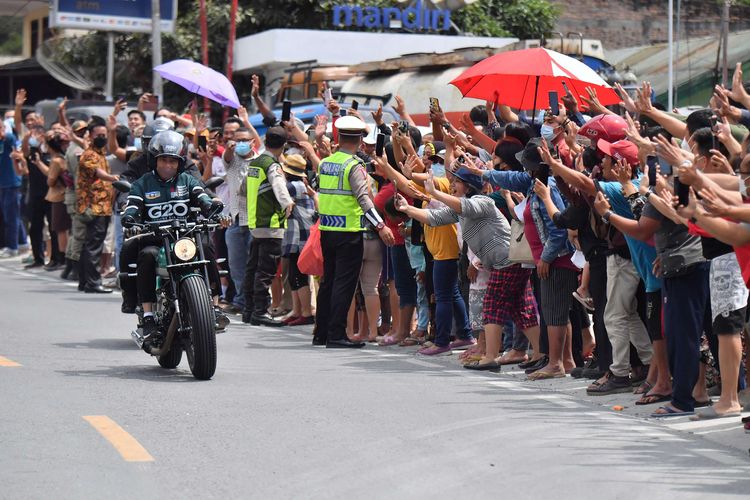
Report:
317,151,365,232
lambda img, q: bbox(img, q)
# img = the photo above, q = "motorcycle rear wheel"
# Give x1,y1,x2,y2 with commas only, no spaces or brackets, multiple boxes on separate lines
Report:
157,342,182,369
180,275,217,380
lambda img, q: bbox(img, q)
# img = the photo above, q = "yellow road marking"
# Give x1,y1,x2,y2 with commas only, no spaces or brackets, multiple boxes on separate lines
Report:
82,416,154,462
0,355,21,367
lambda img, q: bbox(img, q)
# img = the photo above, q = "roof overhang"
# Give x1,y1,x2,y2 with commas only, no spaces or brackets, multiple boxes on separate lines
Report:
0,1,47,16
234,29,517,75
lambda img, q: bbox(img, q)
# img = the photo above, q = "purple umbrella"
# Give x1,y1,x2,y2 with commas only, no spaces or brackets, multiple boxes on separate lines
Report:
154,59,241,109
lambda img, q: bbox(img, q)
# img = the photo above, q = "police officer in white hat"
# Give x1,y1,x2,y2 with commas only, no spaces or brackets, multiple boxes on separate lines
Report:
312,115,395,348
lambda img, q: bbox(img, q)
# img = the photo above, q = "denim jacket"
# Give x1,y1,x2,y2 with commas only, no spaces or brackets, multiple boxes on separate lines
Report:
483,170,574,263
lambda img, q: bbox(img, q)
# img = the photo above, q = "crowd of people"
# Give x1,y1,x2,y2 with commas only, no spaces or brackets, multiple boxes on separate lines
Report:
3,65,750,428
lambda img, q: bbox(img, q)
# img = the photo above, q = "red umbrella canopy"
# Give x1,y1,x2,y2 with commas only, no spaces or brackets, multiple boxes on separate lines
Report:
450,48,620,111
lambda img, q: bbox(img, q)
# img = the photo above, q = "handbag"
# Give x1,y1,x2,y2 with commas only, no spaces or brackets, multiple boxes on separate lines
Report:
298,221,324,276
508,218,534,265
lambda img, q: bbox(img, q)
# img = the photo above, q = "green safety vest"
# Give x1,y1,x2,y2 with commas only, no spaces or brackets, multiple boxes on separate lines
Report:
317,151,365,232
246,153,285,229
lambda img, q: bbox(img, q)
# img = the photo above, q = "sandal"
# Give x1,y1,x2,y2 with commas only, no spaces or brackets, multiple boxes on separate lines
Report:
572,291,595,312
633,380,653,395
378,335,401,346
527,370,565,381
635,392,671,406
398,336,424,347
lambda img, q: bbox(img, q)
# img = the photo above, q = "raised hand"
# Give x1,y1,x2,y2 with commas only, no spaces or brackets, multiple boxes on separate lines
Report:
709,149,734,175
371,103,384,125
533,178,550,200
424,169,437,196
15,88,26,106
612,158,632,184
614,82,637,114
593,191,611,216
113,98,127,116
635,81,654,114
394,193,409,212
251,75,260,98
393,95,407,117
237,105,249,123
314,114,328,141
580,86,606,114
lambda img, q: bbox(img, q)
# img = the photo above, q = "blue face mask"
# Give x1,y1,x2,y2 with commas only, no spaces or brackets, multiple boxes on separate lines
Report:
134,137,142,151
29,137,40,148
235,141,251,157
540,124,555,142
431,162,446,178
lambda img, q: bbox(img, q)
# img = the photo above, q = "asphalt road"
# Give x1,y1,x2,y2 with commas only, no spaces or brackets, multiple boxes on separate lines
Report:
2,258,750,499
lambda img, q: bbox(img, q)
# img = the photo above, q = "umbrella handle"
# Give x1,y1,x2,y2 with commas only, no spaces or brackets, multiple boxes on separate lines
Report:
531,76,539,126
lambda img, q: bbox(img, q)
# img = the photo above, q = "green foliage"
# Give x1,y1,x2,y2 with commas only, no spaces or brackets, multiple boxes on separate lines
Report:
0,16,22,55
452,0,559,40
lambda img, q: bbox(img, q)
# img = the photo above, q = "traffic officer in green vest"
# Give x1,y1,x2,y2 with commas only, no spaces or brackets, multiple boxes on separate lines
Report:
313,116,395,348
240,126,294,326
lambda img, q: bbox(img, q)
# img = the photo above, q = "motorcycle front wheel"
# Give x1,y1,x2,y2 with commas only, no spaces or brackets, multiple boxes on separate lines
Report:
179,275,217,380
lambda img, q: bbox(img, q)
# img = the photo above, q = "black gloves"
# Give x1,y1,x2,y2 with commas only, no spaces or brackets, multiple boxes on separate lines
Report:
121,214,138,228
206,200,224,217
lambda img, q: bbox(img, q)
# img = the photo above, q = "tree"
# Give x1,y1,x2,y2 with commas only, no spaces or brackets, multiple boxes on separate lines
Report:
452,0,559,40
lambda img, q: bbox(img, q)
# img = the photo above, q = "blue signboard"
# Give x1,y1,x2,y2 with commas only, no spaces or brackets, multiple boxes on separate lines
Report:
49,0,178,33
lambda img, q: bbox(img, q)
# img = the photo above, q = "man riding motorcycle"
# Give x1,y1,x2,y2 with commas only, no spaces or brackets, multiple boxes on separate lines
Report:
120,130,226,339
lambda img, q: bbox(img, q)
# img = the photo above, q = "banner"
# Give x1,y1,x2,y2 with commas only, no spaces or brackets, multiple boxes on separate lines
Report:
49,0,178,33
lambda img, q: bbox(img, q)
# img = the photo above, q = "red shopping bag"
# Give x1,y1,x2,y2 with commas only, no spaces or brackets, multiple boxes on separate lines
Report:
298,222,324,276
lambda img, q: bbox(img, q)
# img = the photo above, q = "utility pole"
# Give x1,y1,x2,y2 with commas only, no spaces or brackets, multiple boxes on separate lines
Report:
105,32,114,101
668,0,673,110
721,0,730,86
152,0,163,100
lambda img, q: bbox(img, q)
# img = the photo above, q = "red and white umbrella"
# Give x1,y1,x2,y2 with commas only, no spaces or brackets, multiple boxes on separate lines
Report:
450,48,620,112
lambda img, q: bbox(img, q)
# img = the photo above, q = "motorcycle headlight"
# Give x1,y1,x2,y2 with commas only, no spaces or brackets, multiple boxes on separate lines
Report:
174,238,197,262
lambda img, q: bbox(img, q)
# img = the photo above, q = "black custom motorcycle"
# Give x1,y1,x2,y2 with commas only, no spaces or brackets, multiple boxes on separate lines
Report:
114,180,223,380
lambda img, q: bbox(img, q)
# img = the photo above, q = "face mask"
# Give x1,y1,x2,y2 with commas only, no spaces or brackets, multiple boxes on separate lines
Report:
134,137,142,151
235,141,251,157
540,124,555,142
681,136,691,152
739,175,749,198
93,136,107,149
29,137,39,147
431,162,446,178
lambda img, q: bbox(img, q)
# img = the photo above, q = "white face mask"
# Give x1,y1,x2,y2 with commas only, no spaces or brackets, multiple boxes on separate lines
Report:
681,136,692,152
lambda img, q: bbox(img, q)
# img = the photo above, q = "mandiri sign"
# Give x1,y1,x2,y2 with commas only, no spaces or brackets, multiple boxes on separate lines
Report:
333,0,452,31
49,0,178,33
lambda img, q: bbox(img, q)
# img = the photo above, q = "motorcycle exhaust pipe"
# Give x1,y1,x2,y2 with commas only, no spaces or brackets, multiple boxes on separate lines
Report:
148,313,178,356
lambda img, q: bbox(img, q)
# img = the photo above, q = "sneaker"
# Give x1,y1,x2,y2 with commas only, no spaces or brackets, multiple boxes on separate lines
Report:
587,371,632,395
448,338,476,350
416,345,452,356
0,248,18,258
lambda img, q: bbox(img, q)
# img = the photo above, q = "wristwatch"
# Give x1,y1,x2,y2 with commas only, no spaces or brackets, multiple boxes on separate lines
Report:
375,222,385,231
602,210,613,224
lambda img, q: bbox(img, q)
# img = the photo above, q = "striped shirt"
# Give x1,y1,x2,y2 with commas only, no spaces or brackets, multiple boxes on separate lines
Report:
427,195,511,270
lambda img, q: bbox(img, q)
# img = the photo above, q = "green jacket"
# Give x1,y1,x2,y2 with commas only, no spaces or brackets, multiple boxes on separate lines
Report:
122,171,212,223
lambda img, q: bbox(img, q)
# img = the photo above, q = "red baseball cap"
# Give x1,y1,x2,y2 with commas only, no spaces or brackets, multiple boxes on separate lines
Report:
578,114,627,145
597,139,639,166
